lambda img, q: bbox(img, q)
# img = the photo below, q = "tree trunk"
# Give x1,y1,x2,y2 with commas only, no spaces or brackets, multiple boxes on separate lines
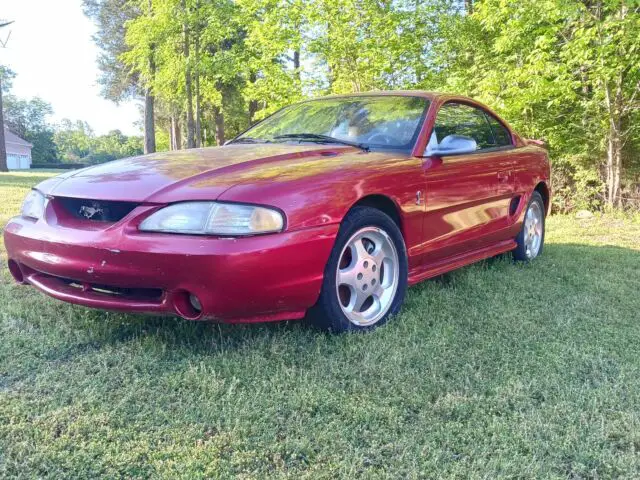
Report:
248,99,259,126
194,0,202,148
0,76,7,172
606,134,615,206
465,0,473,14
143,85,156,154
605,132,622,208
171,115,182,150
213,106,225,146
143,0,156,154
604,79,623,208
194,39,202,147
175,117,182,149
183,0,195,149
248,72,259,125
293,49,301,82
170,116,176,150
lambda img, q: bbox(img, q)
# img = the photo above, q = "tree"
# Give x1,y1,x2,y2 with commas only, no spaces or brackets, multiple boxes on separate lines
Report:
2,95,58,163
123,0,249,148
434,0,640,210
83,0,156,153
0,65,15,172
55,119,143,164
85,0,640,211
54,119,95,161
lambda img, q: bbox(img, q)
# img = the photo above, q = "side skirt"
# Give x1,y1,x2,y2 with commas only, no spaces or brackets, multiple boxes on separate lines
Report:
407,239,517,286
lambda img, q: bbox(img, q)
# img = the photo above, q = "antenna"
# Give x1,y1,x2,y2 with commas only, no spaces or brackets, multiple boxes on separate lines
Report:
0,20,13,48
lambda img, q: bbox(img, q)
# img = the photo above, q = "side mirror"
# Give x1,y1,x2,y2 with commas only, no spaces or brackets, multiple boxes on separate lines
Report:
426,134,477,156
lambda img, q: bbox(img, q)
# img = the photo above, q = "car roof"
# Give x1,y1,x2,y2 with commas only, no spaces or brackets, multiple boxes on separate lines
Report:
300,90,439,101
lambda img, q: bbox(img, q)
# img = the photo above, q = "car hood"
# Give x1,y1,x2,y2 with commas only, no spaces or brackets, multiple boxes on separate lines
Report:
38,144,368,203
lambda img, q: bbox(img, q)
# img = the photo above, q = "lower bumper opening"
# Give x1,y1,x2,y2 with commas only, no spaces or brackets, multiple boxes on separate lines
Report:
61,278,164,302
172,291,204,320
14,263,169,313
8,259,25,284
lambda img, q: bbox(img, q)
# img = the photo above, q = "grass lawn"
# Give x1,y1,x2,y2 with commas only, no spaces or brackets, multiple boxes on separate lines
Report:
2,171,640,478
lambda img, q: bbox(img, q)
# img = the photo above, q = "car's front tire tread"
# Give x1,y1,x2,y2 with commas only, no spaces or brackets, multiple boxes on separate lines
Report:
309,206,408,333
513,191,546,262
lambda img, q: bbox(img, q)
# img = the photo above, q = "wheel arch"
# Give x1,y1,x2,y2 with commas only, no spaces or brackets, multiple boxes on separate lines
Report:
350,194,403,233
534,181,550,215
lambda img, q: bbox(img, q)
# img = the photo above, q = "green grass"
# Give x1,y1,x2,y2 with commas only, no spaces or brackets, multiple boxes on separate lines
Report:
2,171,640,478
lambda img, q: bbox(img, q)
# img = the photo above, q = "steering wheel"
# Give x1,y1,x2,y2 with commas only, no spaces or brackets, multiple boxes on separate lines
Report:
367,133,395,145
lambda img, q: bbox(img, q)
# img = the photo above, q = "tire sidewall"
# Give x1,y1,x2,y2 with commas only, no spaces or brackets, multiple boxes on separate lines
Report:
313,207,408,332
515,192,546,261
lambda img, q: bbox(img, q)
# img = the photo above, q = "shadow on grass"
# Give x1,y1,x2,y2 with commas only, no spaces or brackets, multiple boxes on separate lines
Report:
5,242,640,366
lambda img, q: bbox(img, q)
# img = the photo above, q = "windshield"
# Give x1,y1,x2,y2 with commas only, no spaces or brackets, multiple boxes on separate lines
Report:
234,95,429,152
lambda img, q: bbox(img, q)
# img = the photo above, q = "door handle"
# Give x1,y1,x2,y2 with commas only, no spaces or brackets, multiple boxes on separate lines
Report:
497,171,510,183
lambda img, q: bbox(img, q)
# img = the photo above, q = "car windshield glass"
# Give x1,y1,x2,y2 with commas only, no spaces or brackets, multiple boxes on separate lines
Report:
234,96,429,151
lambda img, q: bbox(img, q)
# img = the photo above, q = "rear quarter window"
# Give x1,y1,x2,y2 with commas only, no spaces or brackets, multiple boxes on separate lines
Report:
485,114,513,147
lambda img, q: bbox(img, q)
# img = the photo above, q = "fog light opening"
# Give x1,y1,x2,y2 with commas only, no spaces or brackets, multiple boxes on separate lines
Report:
7,260,25,284
173,291,204,320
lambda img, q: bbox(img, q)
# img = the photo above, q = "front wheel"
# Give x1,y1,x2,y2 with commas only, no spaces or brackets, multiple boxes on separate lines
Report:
310,207,408,332
513,191,546,261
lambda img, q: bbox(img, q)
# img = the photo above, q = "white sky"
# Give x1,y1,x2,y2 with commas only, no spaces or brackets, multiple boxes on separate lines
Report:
1,0,141,136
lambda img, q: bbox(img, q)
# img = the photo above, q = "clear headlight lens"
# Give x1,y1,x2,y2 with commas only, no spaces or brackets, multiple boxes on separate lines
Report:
21,189,46,220
139,202,284,236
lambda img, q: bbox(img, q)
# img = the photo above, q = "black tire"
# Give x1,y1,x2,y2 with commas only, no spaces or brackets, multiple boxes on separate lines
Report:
309,206,408,332
513,191,546,262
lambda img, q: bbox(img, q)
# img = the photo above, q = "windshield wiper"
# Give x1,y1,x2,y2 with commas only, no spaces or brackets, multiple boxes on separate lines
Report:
273,133,369,152
228,137,272,145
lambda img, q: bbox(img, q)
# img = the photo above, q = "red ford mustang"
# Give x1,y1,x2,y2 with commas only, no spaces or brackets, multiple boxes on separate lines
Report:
4,92,549,332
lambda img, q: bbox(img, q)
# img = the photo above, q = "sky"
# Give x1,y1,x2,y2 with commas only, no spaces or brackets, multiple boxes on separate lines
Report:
1,0,141,136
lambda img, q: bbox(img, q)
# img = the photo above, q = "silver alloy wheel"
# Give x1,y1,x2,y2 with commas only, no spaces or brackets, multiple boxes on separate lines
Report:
335,226,400,326
524,201,543,259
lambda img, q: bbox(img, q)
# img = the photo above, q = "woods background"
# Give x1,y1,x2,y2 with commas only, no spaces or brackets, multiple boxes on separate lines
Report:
4,0,640,212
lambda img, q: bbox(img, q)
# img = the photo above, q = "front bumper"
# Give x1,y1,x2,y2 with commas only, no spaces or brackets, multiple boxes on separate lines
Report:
4,213,338,322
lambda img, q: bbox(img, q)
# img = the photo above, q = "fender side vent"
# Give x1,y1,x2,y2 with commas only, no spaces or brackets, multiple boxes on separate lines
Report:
509,196,522,216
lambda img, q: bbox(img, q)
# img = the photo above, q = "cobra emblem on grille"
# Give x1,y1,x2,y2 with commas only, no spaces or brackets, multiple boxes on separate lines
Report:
79,203,104,220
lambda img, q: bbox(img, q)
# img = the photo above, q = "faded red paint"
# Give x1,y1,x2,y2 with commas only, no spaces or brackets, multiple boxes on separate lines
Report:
4,91,550,322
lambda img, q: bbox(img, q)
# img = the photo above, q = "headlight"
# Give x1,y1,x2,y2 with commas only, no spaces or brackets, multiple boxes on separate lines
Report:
139,202,284,236
21,189,46,220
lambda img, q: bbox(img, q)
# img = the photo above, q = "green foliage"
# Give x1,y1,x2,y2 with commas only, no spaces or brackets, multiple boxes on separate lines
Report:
85,0,640,209
82,0,142,101
55,119,143,164
0,72,140,165
433,0,640,210
2,95,58,163
0,65,16,92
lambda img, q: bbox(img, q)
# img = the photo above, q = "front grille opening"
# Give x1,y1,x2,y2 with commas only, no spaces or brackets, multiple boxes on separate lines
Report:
57,197,138,222
64,279,163,301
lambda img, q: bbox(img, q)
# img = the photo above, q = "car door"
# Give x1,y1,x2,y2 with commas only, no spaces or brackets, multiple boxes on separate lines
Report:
420,101,517,263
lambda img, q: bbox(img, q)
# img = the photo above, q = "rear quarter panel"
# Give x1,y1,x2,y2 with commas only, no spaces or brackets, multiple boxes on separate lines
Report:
512,145,551,209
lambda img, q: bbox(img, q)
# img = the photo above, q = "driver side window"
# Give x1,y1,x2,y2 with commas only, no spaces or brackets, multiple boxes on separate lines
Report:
431,102,495,150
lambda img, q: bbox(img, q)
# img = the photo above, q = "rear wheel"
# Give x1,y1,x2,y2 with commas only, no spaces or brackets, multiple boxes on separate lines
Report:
310,207,408,332
513,191,545,261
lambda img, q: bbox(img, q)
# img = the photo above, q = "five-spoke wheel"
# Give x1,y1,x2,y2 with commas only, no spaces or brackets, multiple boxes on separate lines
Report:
311,206,407,332
336,227,400,326
514,191,546,261
524,200,543,259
